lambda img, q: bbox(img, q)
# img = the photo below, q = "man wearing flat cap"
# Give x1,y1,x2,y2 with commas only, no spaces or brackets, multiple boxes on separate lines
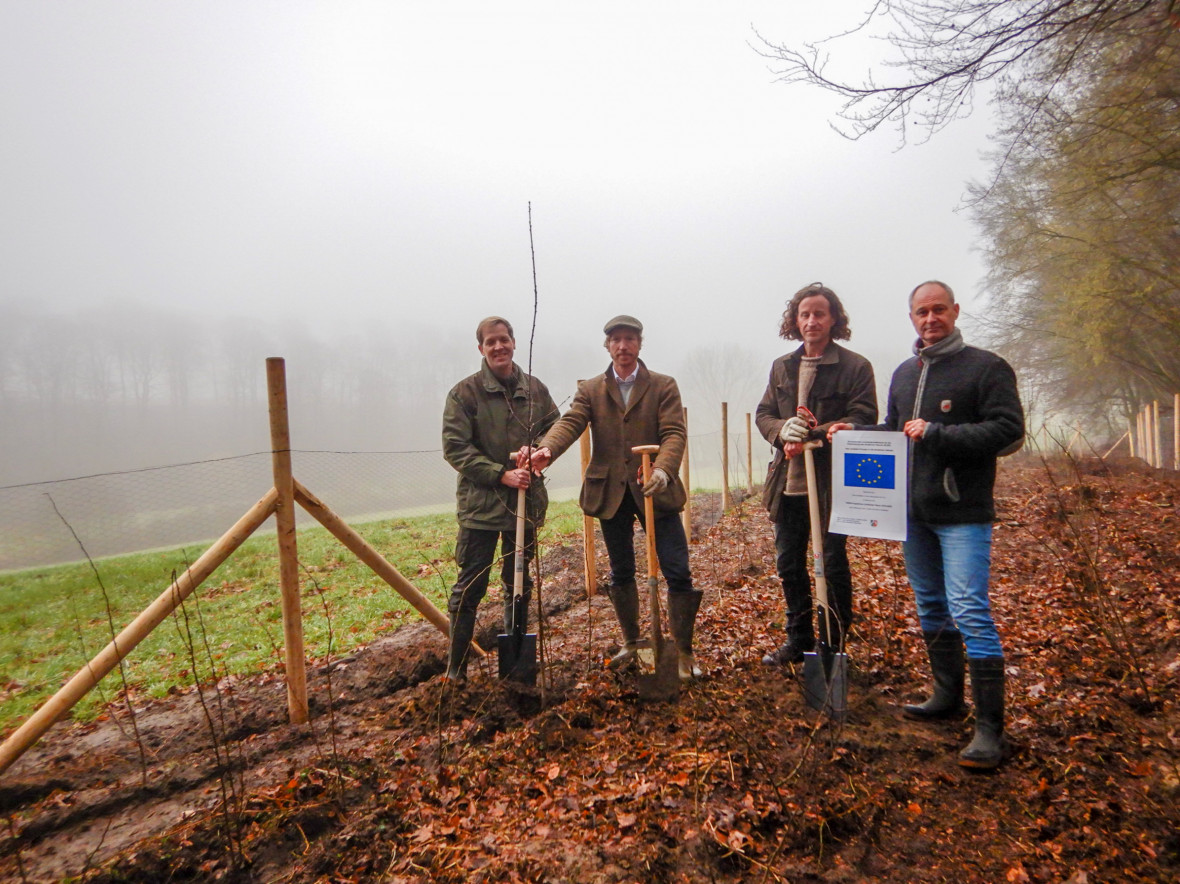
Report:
527,315,703,681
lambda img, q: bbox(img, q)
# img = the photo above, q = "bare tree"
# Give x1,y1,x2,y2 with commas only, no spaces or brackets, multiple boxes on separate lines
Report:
677,343,766,420
756,0,1174,142
970,20,1180,425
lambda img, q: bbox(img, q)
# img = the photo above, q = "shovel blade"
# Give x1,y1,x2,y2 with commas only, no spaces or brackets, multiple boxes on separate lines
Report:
802,647,848,719
637,644,680,702
497,631,537,685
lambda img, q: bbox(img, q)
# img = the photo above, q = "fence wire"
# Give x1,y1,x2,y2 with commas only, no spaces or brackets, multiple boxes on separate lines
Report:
0,450,586,572
1,425,769,573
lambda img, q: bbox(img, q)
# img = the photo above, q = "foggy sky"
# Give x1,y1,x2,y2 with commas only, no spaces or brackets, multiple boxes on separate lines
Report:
1,2,999,478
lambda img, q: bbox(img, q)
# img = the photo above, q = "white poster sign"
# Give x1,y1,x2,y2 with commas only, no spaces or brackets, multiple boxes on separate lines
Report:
828,430,908,541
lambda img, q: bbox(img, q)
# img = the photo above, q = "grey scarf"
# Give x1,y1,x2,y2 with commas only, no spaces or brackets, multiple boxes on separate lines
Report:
914,327,965,362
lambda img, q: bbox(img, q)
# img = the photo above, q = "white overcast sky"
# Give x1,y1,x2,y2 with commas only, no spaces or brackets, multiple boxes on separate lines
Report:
1,1,997,391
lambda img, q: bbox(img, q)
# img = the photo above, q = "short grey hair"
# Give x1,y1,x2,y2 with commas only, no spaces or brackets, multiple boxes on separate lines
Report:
908,280,955,308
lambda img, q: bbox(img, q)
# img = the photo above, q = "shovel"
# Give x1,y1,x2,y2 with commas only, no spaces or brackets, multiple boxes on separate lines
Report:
632,445,680,702
498,485,537,684
800,435,849,719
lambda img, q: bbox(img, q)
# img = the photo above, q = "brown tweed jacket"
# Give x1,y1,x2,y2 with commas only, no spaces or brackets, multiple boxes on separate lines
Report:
538,360,688,517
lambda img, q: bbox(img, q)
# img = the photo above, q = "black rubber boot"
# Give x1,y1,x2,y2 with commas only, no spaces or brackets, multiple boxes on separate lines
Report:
761,623,814,667
445,609,478,682
904,630,967,721
668,589,704,681
606,581,645,670
960,656,1007,769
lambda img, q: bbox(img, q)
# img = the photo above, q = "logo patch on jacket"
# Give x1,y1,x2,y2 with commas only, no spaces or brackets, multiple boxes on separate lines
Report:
940,400,952,413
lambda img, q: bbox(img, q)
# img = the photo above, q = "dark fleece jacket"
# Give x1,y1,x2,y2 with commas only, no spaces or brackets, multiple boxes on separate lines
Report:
873,336,1024,524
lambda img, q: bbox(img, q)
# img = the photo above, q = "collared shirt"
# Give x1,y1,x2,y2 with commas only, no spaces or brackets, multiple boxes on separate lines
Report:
612,365,639,407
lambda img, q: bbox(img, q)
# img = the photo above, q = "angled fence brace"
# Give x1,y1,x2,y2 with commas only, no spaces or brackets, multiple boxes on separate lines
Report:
293,479,484,656
0,488,279,776
1100,430,1130,460
0,358,470,777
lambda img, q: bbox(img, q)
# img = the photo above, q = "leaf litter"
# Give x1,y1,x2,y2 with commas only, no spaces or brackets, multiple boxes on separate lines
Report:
0,457,1177,882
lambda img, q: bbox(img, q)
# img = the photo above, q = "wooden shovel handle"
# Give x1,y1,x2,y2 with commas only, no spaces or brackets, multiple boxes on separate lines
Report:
513,485,527,601
632,445,660,577
801,443,832,631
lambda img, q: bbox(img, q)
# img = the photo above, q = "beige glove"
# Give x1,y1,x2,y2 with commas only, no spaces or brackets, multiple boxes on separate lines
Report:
779,416,810,444
641,467,670,496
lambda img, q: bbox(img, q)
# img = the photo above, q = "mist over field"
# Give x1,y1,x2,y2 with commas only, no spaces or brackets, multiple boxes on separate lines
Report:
0,298,778,485
1,1,1000,563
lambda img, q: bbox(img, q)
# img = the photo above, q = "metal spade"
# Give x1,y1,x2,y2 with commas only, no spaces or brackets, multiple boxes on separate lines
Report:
498,486,537,684
632,445,680,702
800,437,848,719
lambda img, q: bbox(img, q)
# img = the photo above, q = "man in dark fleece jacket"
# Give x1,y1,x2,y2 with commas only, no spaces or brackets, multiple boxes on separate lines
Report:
830,280,1024,770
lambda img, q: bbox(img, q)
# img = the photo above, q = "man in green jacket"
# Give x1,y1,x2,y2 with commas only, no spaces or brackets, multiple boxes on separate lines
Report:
441,316,559,681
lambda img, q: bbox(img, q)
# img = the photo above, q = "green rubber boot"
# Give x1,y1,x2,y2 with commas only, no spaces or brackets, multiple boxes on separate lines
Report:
904,630,967,721
959,656,1008,770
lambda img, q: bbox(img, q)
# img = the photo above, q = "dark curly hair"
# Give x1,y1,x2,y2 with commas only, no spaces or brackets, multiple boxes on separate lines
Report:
778,282,852,342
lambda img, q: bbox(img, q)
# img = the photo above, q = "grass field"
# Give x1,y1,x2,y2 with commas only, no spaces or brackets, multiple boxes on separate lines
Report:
0,499,588,736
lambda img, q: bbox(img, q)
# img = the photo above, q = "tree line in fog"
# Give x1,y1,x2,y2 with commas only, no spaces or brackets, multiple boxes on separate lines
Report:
0,300,768,485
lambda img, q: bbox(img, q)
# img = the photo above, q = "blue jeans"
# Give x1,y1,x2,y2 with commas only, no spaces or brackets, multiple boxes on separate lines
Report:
903,520,1003,659
599,491,694,594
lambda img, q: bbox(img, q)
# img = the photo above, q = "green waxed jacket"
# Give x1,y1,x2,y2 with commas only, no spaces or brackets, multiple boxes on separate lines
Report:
442,361,560,531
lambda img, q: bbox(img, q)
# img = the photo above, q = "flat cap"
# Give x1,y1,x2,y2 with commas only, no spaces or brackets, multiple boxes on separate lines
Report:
603,314,643,335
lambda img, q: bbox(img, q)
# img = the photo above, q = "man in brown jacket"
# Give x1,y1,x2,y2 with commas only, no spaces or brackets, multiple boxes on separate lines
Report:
527,315,703,681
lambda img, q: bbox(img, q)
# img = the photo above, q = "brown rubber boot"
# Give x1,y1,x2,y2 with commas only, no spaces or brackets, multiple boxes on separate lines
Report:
606,580,645,670
667,589,704,681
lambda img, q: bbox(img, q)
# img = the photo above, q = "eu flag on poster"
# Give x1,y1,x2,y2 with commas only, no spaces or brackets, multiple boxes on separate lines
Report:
844,453,895,489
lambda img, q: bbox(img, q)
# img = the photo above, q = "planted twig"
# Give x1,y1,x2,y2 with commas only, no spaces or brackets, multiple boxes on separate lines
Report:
46,494,149,785
169,570,245,867
300,561,346,800
1027,440,1154,702
5,816,29,884
878,538,908,669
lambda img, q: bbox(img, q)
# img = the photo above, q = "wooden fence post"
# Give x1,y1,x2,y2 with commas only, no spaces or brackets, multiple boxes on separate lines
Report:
266,357,308,725
745,412,753,492
1147,405,1156,466
1140,406,1148,465
579,426,597,596
721,402,730,511
1153,400,1162,469
682,407,692,542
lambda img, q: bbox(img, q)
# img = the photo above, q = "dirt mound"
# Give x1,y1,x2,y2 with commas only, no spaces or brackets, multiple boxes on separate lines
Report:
1,460,1177,883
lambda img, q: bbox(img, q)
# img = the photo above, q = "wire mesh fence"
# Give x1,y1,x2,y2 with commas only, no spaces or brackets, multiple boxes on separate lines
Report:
0,449,587,573
1,414,772,573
